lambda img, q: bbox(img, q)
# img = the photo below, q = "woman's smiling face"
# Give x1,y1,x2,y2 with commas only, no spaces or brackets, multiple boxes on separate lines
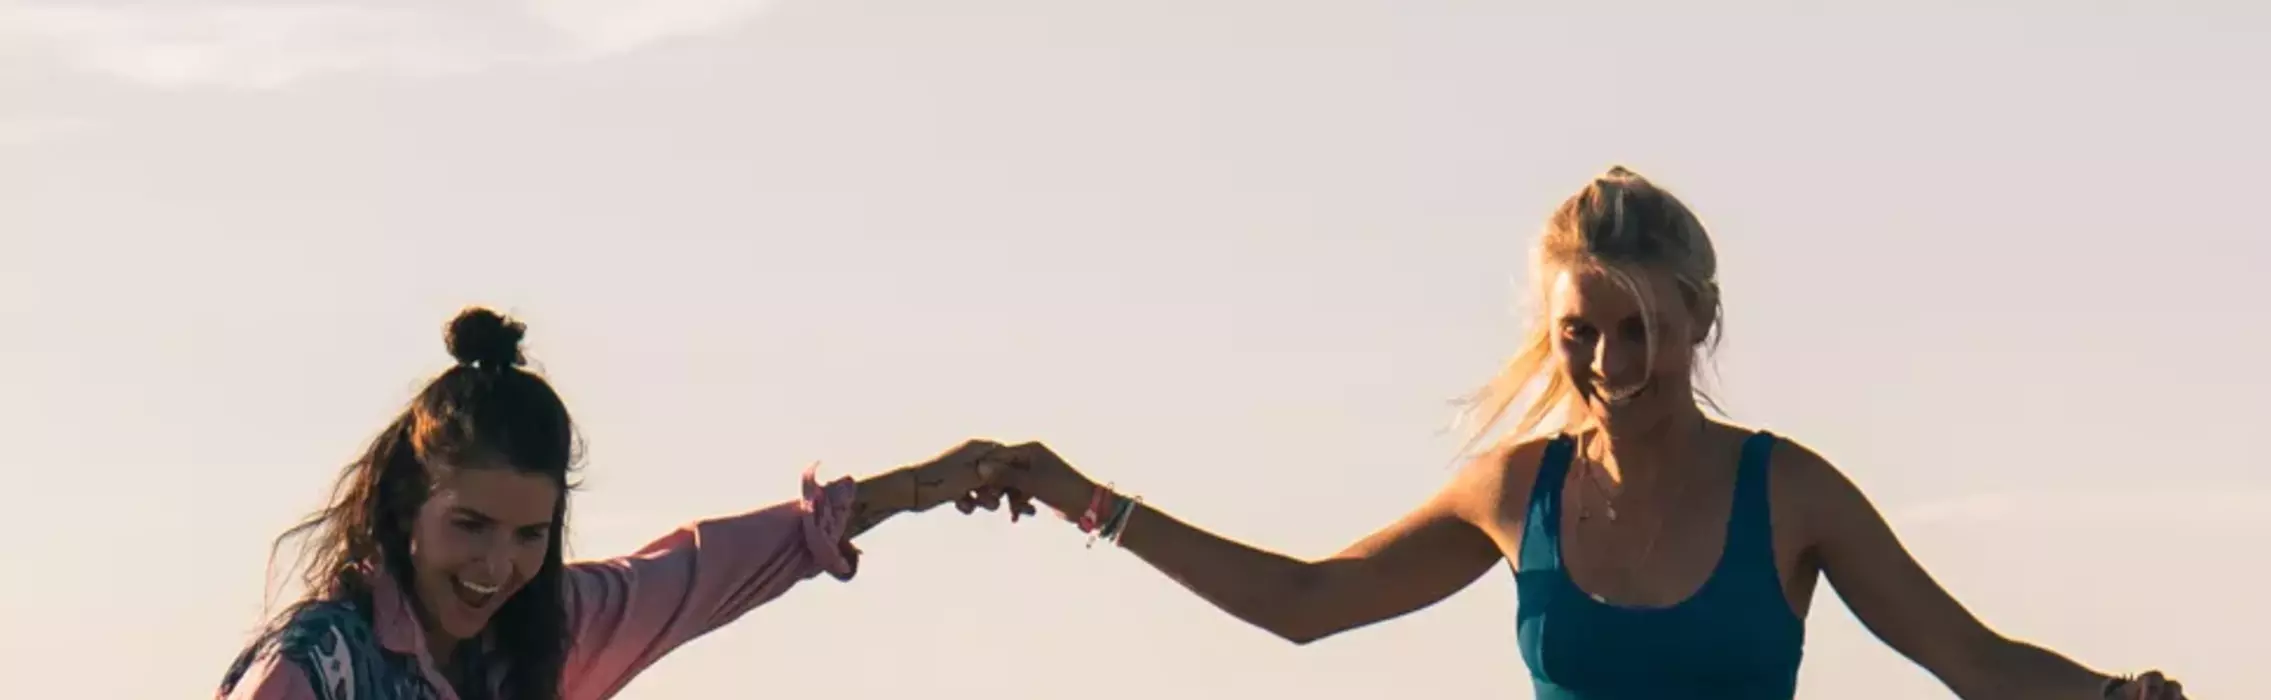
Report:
406,462,559,650
1549,265,1706,431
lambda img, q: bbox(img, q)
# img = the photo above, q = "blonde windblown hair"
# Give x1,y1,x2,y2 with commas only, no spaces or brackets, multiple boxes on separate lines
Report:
1458,166,1726,454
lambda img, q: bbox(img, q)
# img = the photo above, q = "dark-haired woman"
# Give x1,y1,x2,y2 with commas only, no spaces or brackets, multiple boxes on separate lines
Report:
218,307,998,700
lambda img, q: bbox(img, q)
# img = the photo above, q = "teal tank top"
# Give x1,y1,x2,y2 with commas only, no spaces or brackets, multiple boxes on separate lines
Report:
1514,431,1805,699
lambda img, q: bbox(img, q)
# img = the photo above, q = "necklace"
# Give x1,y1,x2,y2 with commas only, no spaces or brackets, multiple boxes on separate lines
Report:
1573,434,1631,522
1571,417,1708,523
1566,424,1712,603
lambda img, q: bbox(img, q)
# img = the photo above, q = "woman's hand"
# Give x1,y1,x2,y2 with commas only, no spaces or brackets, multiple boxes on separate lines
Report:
902,439,1009,511
844,439,1005,538
2107,671,2186,699
963,441,1098,524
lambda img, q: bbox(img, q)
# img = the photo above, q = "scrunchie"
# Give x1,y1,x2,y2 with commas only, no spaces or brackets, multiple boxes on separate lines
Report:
799,463,862,581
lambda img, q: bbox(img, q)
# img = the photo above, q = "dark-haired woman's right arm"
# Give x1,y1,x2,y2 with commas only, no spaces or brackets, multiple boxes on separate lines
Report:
558,440,998,700
981,441,1521,644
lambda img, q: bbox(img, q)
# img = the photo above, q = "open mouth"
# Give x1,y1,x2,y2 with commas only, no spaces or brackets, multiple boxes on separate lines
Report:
1594,379,1652,407
453,576,500,610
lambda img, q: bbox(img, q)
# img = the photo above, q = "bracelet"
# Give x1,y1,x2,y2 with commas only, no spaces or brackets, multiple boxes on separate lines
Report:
1087,491,1140,548
1106,495,1142,546
1080,486,1117,547
1076,483,1113,534
1096,494,1136,540
1077,483,1146,549
1082,484,1133,549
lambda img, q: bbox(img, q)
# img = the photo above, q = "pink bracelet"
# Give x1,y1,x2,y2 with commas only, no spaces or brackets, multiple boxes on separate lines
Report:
1075,484,1112,533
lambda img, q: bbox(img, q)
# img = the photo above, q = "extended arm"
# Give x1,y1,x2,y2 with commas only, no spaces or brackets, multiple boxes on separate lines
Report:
999,440,1531,644
559,440,996,699
1796,443,2122,699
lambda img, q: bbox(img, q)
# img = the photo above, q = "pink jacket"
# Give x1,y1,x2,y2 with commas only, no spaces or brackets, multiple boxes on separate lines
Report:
220,467,860,700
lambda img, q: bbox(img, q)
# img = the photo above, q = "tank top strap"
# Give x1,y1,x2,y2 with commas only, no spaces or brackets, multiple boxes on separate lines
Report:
1723,430,1781,571
1517,434,1577,572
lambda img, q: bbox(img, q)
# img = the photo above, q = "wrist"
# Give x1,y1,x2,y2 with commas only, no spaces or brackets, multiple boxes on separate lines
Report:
1038,472,1100,515
855,468,922,513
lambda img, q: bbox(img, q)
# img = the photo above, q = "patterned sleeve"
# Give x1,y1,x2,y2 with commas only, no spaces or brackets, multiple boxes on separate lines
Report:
217,602,405,700
558,465,860,700
218,651,320,700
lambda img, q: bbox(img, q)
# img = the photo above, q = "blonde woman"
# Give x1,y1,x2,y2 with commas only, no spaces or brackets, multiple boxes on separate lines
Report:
971,167,2187,700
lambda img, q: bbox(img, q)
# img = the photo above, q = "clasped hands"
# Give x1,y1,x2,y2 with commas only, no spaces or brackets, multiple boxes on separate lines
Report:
899,439,1097,527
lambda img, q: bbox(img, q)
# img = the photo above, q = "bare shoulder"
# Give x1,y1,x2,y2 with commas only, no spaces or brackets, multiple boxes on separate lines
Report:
1441,435,1559,525
1764,434,1840,484
1761,433,1877,542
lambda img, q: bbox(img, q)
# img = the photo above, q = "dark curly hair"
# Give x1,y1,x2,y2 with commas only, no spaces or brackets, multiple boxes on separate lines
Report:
260,306,581,699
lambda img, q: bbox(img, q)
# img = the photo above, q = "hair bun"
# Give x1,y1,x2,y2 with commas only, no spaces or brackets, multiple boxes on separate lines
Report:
445,307,527,371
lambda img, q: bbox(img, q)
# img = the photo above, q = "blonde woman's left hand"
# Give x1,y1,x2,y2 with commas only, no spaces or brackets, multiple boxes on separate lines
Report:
2108,671,2186,700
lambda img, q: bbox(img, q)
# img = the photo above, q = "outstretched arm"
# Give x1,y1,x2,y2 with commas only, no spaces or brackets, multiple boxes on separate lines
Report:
1791,442,2160,699
986,440,1531,645
559,440,998,700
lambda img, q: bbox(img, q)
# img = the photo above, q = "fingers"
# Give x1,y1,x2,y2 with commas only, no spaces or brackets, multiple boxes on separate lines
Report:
974,454,1017,482
913,439,1008,499
969,485,1006,511
944,484,1039,525
989,441,1051,465
974,441,1046,482
1005,487,1038,521
958,440,1071,522
952,438,1007,465
2122,672,2184,700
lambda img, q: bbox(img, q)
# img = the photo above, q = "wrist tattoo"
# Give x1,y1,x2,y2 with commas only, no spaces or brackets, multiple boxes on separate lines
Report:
844,499,891,539
912,474,947,510
843,468,951,539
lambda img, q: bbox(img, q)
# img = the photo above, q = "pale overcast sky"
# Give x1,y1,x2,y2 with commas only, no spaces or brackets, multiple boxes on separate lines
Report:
1,2,2264,698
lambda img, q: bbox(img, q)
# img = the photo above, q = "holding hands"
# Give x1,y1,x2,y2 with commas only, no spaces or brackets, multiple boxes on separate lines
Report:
955,441,1102,529
843,439,1015,538
868,439,1128,546
2107,672,2187,700
863,439,1094,527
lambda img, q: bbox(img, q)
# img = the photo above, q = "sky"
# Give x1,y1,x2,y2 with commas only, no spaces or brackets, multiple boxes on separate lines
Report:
1,1,2266,698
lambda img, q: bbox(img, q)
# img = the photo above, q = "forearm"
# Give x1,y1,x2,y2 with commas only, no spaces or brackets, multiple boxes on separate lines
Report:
562,479,856,694
1958,636,2117,700
844,461,955,539
1103,501,1326,642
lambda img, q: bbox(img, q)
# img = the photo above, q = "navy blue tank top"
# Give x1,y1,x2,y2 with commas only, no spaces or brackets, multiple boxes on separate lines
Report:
1514,431,1805,699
